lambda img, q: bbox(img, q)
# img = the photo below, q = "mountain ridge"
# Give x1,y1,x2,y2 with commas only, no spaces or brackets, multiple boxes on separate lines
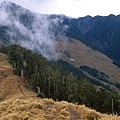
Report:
63,14,120,66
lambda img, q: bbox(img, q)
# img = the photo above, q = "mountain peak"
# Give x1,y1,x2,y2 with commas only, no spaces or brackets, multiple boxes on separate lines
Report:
1,1,22,11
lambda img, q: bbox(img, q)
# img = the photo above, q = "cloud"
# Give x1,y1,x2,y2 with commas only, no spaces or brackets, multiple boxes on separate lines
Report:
0,8,11,25
19,15,58,60
0,2,67,60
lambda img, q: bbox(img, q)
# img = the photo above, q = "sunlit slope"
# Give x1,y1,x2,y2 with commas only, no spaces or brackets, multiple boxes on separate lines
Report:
58,38,120,83
1,98,120,120
0,53,35,100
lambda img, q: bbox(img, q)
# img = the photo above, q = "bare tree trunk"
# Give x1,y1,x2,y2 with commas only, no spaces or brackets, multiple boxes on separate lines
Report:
37,87,40,94
21,69,24,78
48,78,51,98
14,62,16,68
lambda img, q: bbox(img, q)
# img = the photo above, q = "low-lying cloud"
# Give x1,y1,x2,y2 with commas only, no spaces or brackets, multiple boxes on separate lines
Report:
0,1,67,60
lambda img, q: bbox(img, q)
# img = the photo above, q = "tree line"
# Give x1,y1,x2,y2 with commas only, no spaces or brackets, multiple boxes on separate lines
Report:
0,44,120,114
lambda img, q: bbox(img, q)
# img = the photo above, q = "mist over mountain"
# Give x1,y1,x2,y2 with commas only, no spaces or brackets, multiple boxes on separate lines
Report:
0,1,67,59
0,1,120,66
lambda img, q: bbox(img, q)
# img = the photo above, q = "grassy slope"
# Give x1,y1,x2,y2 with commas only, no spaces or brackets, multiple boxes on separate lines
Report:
0,53,35,101
0,53,120,120
1,98,120,120
57,38,120,83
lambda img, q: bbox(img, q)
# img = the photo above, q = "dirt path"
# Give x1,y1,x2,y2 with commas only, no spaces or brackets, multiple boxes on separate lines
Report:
68,106,81,120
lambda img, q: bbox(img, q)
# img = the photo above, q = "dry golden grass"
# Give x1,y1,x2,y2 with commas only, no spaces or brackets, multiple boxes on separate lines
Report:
0,98,120,120
0,53,35,101
0,52,120,120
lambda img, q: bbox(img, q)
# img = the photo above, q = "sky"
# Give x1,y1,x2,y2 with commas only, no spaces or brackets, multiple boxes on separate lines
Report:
0,0,120,18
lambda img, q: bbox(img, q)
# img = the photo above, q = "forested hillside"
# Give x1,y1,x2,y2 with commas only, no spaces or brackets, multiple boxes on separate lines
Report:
0,51,120,119
57,39,120,92
0,44,120,114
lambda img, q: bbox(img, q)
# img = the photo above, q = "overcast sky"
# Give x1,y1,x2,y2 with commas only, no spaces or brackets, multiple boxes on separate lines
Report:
0,0,120,18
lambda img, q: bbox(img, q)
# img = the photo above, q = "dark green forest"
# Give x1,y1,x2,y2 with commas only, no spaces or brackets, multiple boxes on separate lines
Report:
0,44,120,114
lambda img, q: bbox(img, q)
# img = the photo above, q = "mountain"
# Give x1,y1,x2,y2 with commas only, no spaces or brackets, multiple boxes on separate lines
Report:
0,1,120,92
1,1,120,118
1,1,120,65
62,15,120,67
0,1,66,59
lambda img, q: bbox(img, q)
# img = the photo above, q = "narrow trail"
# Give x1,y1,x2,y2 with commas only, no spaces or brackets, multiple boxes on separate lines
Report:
18,85,26,97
